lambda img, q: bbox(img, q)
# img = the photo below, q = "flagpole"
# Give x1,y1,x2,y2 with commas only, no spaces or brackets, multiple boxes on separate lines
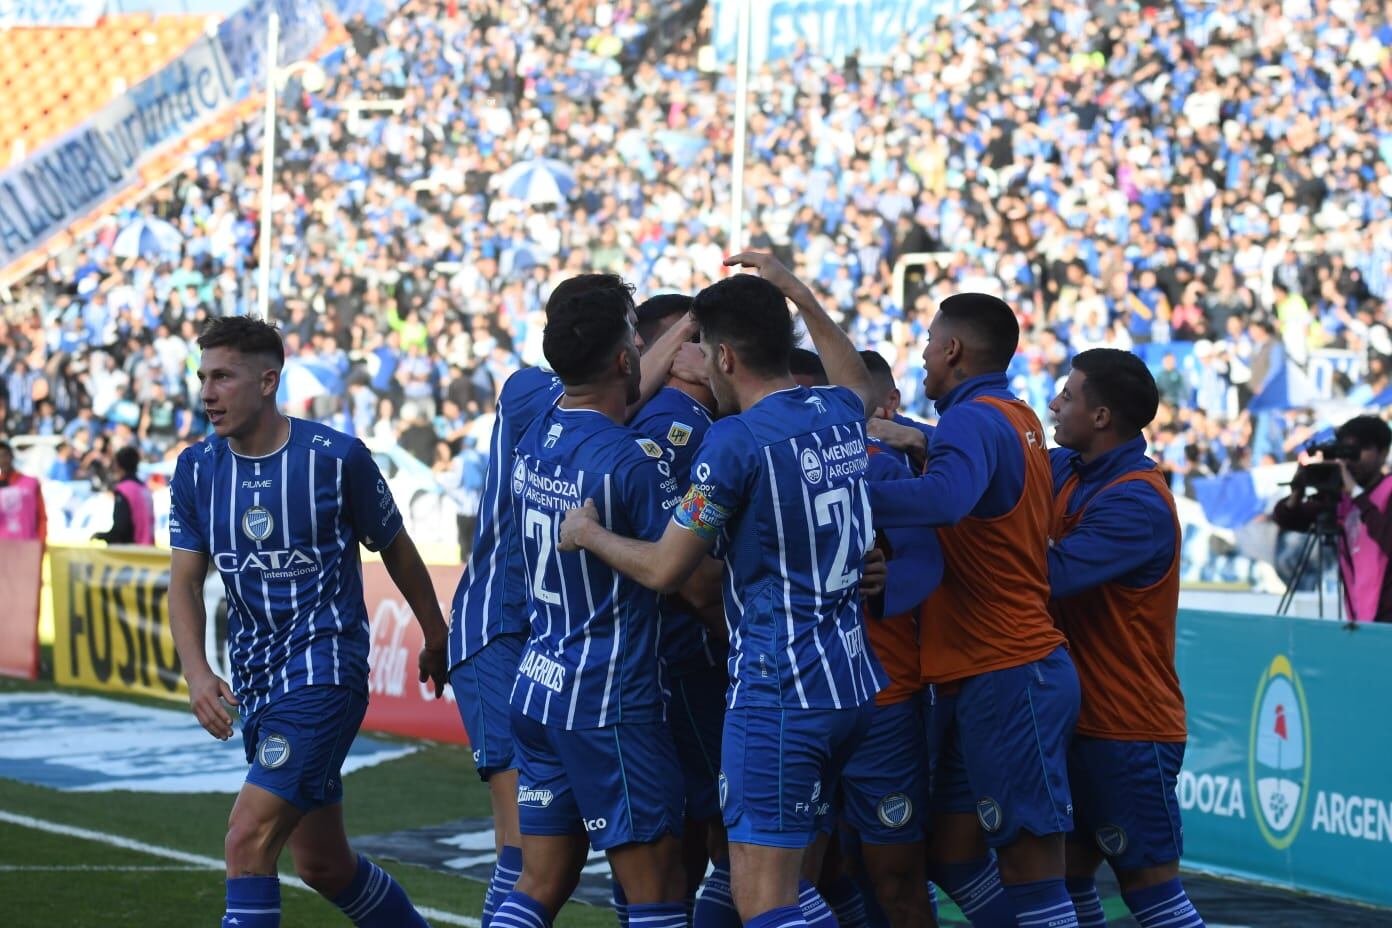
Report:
257,11,280,323
728,0,751,254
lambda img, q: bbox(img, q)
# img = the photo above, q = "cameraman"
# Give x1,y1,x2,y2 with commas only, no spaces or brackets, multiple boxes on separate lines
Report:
1273,416,1392,622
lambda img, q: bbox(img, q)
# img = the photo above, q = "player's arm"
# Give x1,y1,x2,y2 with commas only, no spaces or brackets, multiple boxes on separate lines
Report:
672,555,728,639
629,313,699,418
168,547,237,741
866,404,998,528
876,525,943,616
725,251,875,415
867,418,930,472
1048,483,1175,600
379,530,450,697
561,499,717,593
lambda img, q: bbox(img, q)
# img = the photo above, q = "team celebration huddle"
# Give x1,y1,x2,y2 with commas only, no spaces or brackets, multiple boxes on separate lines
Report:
168,252,1203,928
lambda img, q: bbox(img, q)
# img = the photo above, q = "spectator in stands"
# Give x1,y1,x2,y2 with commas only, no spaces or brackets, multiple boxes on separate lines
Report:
0,440,47,542
94,446,156,546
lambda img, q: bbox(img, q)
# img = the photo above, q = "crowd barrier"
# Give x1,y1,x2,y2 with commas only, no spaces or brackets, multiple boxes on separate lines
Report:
1177,608,1392,907
49,545,466,743
0,538,42,679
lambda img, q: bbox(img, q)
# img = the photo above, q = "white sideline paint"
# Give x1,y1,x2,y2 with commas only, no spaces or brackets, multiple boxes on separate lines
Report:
0,809,481,927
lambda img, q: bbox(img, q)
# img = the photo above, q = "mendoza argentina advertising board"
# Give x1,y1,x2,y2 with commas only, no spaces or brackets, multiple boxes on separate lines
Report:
1176,609,1392,907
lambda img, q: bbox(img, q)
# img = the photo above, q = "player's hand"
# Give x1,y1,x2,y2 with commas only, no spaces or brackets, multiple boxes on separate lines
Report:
559,499,601,551
671,340,708,388
860,548,887,598
724,252,811,302
418,645,448,699
187,669,237,741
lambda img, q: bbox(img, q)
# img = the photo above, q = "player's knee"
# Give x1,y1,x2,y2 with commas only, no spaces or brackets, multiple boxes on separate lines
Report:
293,849,355,897
224,816,281,873
514,867,575,913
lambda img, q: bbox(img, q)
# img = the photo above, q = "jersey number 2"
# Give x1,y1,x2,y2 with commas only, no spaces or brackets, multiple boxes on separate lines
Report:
524,509,562,606
814,487,859,592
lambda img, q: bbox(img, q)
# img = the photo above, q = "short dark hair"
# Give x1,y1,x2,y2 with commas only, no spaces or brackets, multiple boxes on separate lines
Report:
197,316,285,368
115,445,140,475
1070,348,1160,435
543,289,633,386
1337,415,1392,453
635,293,693,346
858,349,895,403
692,275,795,378
938,293,1019,371
545,273,634,318
789,348,828,386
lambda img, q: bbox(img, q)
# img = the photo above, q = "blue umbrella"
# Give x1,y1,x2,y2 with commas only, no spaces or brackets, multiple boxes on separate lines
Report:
112,216,183,261
493,159,577,205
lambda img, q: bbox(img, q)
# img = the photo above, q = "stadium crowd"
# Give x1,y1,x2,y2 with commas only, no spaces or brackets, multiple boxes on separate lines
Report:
1,0,1390,510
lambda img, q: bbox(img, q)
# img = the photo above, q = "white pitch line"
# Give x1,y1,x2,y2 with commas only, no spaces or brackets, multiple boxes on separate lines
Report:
0,809,480,927
0,865,209,872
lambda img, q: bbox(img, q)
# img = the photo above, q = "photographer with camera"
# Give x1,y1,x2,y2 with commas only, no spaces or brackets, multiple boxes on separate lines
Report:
1273,416,1392,623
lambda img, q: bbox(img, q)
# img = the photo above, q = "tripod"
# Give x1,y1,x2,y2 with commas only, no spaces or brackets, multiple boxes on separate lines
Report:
1276,506,1348,620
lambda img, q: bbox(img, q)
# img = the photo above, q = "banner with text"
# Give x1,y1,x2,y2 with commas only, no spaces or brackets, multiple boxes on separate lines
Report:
0,0,325,266
51,546,466,744
0,0,105,26
711,0,949,67
1177,610,1392,907
0,539,43,680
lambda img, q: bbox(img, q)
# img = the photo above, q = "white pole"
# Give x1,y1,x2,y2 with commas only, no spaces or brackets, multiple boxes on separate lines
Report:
728,0,751,254
257,11,280,322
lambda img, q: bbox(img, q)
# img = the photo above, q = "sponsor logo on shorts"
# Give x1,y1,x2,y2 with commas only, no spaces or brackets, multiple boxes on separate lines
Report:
517,786,554,807
1095,824,1128,857
718,772,729,810
257,733,291,770
976,796,1003,833
583,817,608,832
877,793,914,829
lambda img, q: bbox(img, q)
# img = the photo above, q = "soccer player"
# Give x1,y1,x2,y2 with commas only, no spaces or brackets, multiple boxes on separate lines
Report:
489,287,706,928
629,293,727,919
167,316,447,928
865,293,1080,928
1045,349,1205,928
560,253,884,928
445,275,699,926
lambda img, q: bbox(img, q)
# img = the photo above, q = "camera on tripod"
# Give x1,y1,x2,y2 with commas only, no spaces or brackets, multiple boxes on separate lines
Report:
1296,439,1359,498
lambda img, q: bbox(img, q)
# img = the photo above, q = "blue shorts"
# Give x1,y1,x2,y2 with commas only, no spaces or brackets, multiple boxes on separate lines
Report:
667,663,728,823
926,646,1079,848
242,685,367,812
720,703,873,849
450,632,525,781
1069,738,1186,872
840,698,928,844
511,709,683,852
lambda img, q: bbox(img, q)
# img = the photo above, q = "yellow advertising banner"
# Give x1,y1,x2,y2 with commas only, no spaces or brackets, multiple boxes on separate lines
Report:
51,545,187,701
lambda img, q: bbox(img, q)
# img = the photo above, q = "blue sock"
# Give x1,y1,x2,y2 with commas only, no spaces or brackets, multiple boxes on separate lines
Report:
822,875,869,928
747,904,809,928
628,902,688,928
1122,878,1205,928
613,883,630,927
224,875,280,927
1003,879,1078,928
926,882,939,922
797,880,837,928
694,860,741,928
492,890,552,928
935,858,1015,928
484,845,523,928
1066,877,1107,928
329,854,428,927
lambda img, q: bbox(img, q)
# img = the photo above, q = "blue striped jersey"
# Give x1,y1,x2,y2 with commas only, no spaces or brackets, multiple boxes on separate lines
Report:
169,418,402,717
510,404,683,729
447,367,563,669
628,386,718,677
673,385,885,710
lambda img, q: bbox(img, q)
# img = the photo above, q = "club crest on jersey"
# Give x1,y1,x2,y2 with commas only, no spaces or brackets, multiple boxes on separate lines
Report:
800,447,824,485
241,506,275,542
637,438,663,458
1095,824,1128,857
877,793,914,829
667,422,693,447
512,457,528,496
976,797,1003,833
257,733,291,769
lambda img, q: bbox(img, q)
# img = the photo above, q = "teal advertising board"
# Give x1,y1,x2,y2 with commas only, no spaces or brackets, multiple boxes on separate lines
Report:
1176,610,1392,906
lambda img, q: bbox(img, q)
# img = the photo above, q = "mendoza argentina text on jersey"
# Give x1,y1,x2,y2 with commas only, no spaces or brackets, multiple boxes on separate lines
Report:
169,419,402,717
511,405,682,729
674,385,885,710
